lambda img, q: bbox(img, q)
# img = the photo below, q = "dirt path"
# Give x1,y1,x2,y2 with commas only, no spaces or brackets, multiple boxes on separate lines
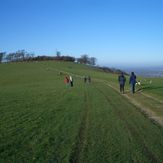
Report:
103,81,163,126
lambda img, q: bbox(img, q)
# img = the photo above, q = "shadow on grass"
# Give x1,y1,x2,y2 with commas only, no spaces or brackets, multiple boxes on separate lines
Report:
142,86,163,91
125,86,163,94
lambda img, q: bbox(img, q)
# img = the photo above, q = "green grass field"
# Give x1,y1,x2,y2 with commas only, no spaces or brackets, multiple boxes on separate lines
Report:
0,61,163,162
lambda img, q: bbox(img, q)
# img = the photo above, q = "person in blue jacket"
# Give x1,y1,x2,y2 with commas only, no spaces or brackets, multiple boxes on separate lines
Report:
129,72,137,94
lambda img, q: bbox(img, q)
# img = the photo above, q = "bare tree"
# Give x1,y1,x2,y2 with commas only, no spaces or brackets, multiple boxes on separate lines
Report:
0,52,5,63
56,51,61,57
77,54,97,65
89,57,97,65
80,54,89,64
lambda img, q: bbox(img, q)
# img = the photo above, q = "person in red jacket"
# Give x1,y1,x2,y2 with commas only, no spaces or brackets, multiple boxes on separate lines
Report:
64,76,69,87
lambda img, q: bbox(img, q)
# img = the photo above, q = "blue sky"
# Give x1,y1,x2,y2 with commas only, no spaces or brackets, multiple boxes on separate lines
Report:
0,0,163,67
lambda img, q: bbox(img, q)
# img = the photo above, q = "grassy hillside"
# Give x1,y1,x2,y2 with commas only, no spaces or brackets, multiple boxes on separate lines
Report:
0,61,163,162
141,77,163,100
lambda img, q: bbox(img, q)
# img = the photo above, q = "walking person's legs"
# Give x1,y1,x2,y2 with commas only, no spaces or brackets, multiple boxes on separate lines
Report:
131,84,135,94
120,84,123,93
70,81,73,87
130,84,133,93
122,85,125,94
133,84,135,93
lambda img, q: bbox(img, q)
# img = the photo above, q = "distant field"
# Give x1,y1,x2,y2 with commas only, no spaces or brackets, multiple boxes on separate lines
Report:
0,61,163,162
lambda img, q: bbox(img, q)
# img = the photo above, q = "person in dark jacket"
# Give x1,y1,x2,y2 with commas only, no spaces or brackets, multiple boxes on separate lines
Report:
88,75,91,83
129,72,137,94
84,76,87,83
118,72,126,94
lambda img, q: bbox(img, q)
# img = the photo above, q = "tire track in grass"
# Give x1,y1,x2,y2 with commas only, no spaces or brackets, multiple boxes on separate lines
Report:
69,88,90,163
94,84,158,163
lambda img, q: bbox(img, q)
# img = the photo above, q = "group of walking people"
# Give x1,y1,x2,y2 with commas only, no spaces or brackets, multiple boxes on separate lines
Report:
64,75,92,88
63,72,137,94
84,75,91,83
118,72,137,94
